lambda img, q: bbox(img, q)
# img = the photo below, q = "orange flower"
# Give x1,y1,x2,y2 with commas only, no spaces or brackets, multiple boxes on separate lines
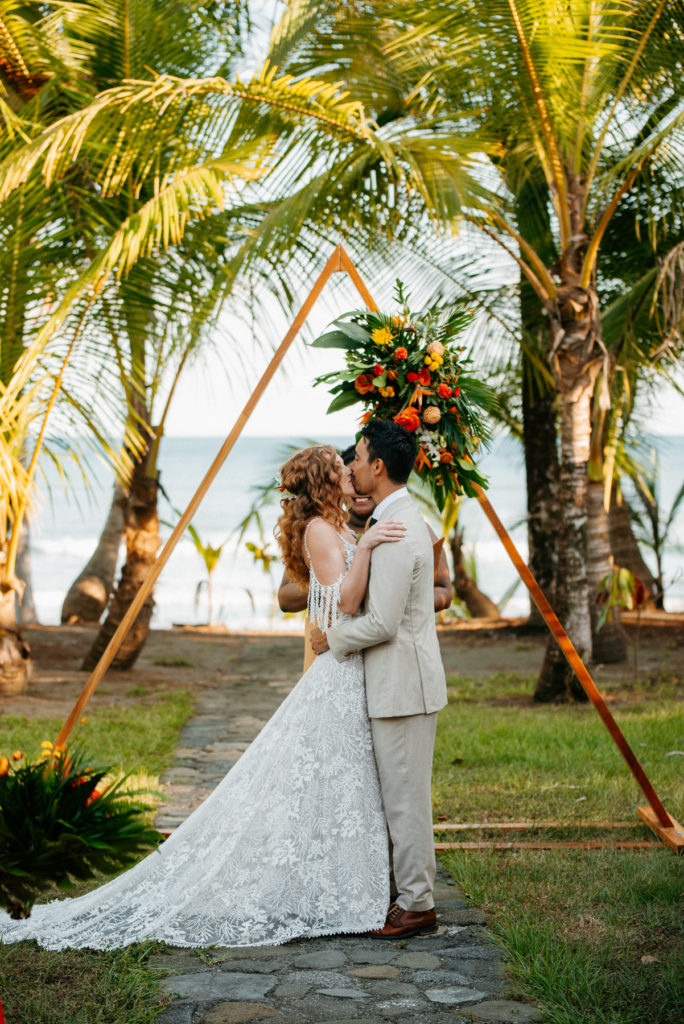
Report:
360,409,374,424
354,374,375,395
394,347,408,360
86,788,103,807
415,447,432,472
417,368,431,386
80,717,88,724
439,450,454,464
0,757,9,777
11,750,23,761
394,407,421,432
437,383,453,399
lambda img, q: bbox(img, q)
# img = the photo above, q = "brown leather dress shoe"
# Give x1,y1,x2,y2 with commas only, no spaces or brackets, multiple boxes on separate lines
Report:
368,902,438,939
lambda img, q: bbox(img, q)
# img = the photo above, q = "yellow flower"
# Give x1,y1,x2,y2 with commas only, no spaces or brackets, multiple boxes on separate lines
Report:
371,326,393,346
379,385,395,397
40,740,53,749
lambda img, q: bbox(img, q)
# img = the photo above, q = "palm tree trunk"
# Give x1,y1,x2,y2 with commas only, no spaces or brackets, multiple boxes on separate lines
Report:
14,519,38,624
608,488,658,607
587,478,627,663
535,283,604,701
449,531,500,618
61,481,125,623
522,357,559,626
81,462,160,671
0,584,32,696
517,179,560,628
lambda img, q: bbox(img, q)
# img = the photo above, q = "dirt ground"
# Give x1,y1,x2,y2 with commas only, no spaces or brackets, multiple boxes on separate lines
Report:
5,612,683,725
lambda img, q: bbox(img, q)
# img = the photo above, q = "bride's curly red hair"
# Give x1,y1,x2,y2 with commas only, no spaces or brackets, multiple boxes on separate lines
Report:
275,445,348,588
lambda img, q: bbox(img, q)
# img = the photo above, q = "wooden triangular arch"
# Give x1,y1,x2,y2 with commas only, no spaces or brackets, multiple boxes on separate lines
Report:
55,244,682,851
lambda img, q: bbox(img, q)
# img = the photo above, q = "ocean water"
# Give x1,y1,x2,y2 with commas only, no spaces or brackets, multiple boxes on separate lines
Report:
27,434,684,630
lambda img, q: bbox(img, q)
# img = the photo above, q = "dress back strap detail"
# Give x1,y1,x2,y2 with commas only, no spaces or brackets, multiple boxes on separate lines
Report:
304,518,353,634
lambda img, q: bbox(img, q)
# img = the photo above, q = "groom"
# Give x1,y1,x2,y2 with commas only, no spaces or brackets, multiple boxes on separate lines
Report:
312,420,447,938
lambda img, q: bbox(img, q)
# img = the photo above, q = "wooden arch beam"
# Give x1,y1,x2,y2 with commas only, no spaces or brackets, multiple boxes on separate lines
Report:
55,245,682,852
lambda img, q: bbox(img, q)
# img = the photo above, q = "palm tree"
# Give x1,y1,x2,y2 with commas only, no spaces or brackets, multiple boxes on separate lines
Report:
270,0,684,699
0,2,493,681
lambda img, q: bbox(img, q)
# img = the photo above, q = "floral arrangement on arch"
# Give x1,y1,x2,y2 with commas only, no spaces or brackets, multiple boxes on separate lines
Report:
312,281,493,509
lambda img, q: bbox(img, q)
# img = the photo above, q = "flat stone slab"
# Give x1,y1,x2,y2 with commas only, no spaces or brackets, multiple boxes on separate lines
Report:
437,944,501,961
465,999,544,1022
366,980,420,998
392,951,442,969
348,949,397,965
317,987,369,999
349,965,399,979
200,1003,278,1023
217,959,282,974
413,970,471,986
273,981,311,997
292,949,347,969
161,972,276,1002
425,985,489,1005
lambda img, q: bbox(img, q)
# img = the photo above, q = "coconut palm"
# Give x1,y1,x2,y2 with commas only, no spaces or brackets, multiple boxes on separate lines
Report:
0,1,494,682
268,0,684,699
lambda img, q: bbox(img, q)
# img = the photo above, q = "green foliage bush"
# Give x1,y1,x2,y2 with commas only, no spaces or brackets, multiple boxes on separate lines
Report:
0,745,160,919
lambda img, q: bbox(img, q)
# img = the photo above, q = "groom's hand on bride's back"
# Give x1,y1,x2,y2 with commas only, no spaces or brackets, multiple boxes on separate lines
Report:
309,625,330,655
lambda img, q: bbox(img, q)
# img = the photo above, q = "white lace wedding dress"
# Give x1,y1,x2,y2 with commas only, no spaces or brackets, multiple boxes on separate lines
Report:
0,534,389,950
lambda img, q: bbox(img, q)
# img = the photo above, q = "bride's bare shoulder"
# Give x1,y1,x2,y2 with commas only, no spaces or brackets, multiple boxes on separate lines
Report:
305,517,339,546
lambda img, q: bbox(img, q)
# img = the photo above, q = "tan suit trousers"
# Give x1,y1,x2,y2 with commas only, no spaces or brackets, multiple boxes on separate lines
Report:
371,711,438,913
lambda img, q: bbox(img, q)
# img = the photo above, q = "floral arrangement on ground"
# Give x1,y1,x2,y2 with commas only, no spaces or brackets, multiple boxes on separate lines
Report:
312,281,494,509
0,740,160,918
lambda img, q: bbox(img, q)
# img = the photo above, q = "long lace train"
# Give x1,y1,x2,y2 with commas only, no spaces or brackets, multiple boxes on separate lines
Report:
0,535,389,950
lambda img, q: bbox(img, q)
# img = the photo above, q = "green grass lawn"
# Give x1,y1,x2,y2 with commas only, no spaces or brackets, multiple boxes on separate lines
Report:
435,670,684,1024
0,689,194,1024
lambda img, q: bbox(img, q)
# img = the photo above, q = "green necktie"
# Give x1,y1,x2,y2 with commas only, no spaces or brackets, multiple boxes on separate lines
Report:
368,516,377,527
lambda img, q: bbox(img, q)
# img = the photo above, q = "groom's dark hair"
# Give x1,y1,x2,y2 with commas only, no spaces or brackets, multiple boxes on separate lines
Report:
361,420,416,484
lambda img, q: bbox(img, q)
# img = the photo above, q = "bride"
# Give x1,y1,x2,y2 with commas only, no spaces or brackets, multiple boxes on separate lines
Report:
0,444,405,950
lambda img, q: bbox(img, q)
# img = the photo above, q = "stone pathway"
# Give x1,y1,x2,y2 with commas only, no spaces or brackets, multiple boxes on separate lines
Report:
152,637,543,1024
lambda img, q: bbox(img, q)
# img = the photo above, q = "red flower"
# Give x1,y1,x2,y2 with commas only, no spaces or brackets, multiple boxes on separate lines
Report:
417,368,431,386
406,371,419,383
437,383,453,399
372,364,385,377
453,386,461,398
394,407,421,431
355,374,375,394
387,368,398,381
395,347,408,360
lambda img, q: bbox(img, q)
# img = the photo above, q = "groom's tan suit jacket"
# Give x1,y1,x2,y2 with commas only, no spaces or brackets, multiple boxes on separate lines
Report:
327,495,447,718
